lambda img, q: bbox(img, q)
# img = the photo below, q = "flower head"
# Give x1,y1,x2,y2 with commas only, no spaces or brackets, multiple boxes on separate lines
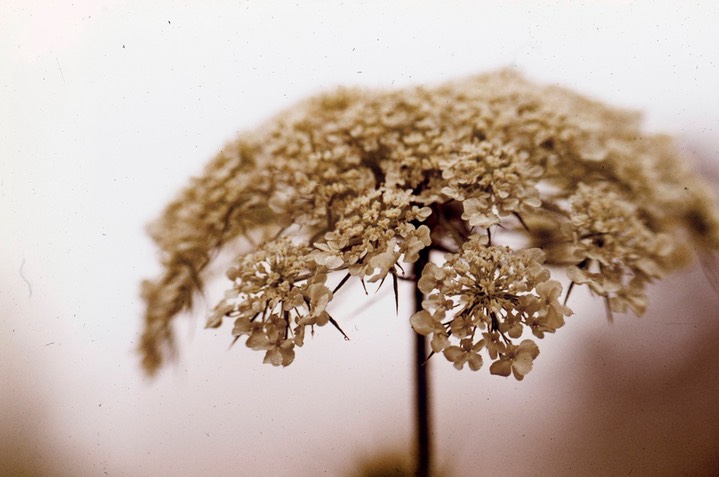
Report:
309,188,432,282
206,238,333,366
410,237,571,377
140,70,719,377
441,140,543,228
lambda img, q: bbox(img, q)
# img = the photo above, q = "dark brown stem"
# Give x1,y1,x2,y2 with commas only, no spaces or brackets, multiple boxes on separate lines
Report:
413,247,432,477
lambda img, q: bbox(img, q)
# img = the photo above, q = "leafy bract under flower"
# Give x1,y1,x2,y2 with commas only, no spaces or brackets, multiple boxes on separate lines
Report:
140,69,719,377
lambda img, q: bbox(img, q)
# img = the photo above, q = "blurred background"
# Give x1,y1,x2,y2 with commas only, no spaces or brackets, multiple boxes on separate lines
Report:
2,1,718,475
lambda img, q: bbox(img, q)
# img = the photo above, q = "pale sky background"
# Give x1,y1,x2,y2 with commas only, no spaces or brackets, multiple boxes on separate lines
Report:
2,1,719,476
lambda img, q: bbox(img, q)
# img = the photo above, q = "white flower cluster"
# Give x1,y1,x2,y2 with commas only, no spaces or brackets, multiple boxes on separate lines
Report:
206,238,333,366
566,182,677,316
310,188,432,282
440,140,542,228
140,70,719,378
410,238,571,379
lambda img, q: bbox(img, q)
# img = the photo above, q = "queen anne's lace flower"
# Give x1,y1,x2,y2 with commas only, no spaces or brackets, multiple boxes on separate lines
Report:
310,188,432,282
141,70,719,378
441,140,543,228
206,238,333,366
565,182,677,316
488,339,540,381
410,238,571,378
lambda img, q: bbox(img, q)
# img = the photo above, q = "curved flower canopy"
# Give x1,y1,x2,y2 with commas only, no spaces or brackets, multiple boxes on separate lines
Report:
140,70,719,378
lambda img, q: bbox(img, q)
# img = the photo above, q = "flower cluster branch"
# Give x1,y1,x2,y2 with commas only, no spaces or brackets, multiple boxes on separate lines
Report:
140,70,719,378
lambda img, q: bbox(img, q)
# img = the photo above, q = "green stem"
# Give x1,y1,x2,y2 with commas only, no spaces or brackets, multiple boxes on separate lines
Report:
413,247,432,477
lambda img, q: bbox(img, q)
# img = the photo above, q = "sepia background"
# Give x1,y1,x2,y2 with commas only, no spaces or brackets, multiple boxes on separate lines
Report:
2,1,719,475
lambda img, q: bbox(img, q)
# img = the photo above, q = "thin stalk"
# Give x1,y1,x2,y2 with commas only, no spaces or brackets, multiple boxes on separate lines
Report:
413,247,432,477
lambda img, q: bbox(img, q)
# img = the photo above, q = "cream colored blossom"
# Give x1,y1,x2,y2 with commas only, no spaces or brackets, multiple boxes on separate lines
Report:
410,237,570,377
310,188,432,282
140,69,719,377
488,339,540,381
565,182,677,316
441,140,543,228
206,238,333,366
443,338,484,371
